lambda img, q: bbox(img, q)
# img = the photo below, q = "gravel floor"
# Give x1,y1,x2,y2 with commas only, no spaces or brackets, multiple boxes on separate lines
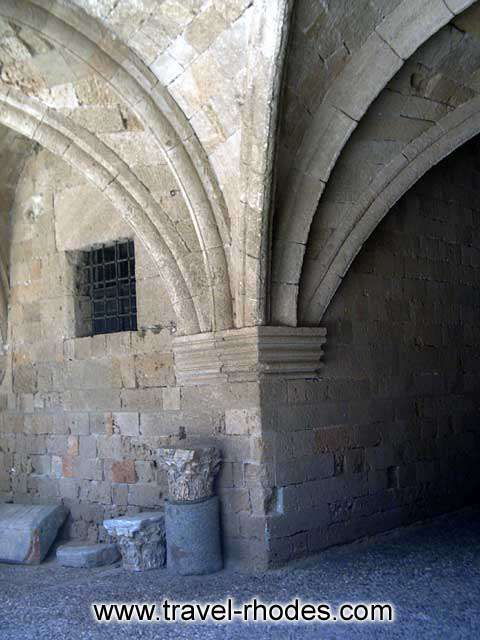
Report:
1,506,479,640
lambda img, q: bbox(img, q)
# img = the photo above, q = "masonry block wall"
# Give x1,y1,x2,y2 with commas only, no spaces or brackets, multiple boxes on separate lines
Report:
0,147,264,566
263,139,480,565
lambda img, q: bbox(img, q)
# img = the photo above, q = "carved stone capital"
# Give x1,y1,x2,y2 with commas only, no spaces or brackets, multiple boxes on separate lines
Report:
103,512,165,571
157,446,221,502
173,326,327,385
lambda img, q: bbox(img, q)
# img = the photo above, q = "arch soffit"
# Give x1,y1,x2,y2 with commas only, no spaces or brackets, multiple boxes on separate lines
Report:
301,94,480,323
0,85,202,335
1,0,233,332
271,0,477,325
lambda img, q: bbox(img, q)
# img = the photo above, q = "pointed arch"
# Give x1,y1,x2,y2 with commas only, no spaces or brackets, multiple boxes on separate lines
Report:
301,96,480,322
271,0,476,325
0,85,201,334
0,0,233,332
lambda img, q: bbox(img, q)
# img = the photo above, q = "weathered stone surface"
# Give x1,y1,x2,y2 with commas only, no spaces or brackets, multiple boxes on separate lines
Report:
165,496,222,575
0,503,67,564
157,446,221,502
103,512,165,571
376,0,452,60
56,542,120,568
110,460,136,484
173,327,327,385
2,0,480,576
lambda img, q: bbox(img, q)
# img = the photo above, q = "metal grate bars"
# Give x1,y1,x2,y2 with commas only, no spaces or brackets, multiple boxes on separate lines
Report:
82,240,137,335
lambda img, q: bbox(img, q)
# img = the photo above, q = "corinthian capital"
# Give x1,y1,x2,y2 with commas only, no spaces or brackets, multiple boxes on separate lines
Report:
157,446,221,502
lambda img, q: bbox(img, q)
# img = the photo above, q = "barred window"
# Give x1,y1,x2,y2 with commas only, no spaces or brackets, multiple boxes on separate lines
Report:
79,240,137,335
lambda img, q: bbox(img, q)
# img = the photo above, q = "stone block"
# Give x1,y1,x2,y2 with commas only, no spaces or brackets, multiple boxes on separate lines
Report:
62,456,103,481
344,449,365,475
325,32,402,122
57,542,120,568
30,455,51,475
135,353,175,388
151,52,183,85
111,483,128,506
162,387,181,411
65,390,122,412
445,0,473,11
25,435,46,455
128,484,161,508
219,488,251,514
51,456,63,479
110,460,137,484
376,0,452,60
62,456,75,478
89,414,106,435
27,415,53,435
135,461,155,483
115,357,136,389
67,435,79,457
97,435,123,459
120,388,163,411
65,414,90,436
46,435,68,456
314,425,354,452
225,407,261,436
184,5,227,54
0,503,67,564
79,436,97,459
80,481,111,504
112,413,139,436
13,364,37,394
65,360,123,390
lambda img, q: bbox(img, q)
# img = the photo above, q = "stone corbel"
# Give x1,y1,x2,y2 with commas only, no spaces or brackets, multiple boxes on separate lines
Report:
173,326,326,386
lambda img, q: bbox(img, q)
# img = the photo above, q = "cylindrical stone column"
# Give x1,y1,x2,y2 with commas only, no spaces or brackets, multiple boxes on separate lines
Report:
157,446,223,575
165,496,222,575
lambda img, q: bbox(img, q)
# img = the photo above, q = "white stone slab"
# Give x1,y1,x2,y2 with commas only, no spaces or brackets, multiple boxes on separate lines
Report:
103,511,165,537
57,542,120,568
0,503,67,564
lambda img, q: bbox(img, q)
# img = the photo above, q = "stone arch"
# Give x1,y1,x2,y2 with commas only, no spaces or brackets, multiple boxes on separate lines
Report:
271,0,477,326
0,125,33,341
235,0,293,327
0,0,233,332
301,95,480,323
0,85,201,335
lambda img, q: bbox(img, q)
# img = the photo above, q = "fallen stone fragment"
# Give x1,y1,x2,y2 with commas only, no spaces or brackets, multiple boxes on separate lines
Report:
56,542,120,568
103,511,165,571
0,503,68,564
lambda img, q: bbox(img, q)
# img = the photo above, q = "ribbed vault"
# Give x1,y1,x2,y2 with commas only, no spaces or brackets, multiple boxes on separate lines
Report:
271,1,479,325
0,0,236,337
301,14,480,323
272,0,479,326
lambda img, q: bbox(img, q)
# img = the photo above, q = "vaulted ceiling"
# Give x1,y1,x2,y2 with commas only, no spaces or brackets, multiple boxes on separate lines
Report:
1,0,480,340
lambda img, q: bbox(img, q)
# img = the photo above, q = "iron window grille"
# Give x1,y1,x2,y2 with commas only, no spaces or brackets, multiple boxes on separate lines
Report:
80,240,137,335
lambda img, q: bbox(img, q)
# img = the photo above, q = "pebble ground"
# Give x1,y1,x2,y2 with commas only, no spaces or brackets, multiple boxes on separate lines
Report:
1,506,479,639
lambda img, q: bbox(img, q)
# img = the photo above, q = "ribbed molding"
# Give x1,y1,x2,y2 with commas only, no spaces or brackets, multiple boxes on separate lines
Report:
173,326,326,385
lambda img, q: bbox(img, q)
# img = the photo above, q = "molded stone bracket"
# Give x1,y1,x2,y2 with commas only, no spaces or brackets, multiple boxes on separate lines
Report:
173,326,326,385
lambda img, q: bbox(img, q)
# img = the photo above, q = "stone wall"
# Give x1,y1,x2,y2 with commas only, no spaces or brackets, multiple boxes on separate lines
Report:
263,138,480,565
3,139,479,570
0,146,264,567
1,1,480,573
